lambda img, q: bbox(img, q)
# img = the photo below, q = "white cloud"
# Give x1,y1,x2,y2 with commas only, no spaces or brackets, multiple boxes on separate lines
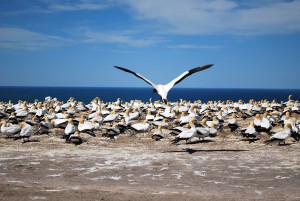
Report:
48,1,109,12
167,44,223,49
79,28,162,47
0,27,72,51
122,0,300,35
0,0,111,14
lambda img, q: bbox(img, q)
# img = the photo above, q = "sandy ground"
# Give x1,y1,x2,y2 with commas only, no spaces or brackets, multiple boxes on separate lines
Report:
0,129,300,201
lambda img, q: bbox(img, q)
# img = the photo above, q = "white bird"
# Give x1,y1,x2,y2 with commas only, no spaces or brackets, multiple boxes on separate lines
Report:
253,113,262,131
124,109,133,125
206,116,219,128
228,113,239,132
260,112,272,134
46,109,57,120
241,120,260,139
64,118,76,138
171,118,197,144
103,110,119,124
170,124,190,136
267,123,292,145
0,121,21,137
152,118,168,128
103,123,121,139
51,116,68,129
145,110,155,121
68,130,83,144
195,118,210,140
152,125,165,141
179,105,197,125
131,120,150,132
18,122,33,142
36,116,53,135
114,64,213,103
78,118,95,136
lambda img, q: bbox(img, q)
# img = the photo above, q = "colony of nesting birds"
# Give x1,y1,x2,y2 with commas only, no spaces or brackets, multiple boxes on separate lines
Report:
0,95,299,145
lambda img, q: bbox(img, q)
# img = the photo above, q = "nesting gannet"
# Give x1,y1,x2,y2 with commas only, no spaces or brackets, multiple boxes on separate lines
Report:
117,118,130,131
152,125,165,141
266,123,292,145
179,105,197,125
67,105,76,116
171,118,197,144
152,118,168,128
153,111,164,121
36,116,53,135
131,120,150,132
206,116,219,129
16,107,29,118
103,123,121,139
146,110,155,121
103,110,119,124
25,116,39,126
68,130,83,144
114,64,213,103
195,118,210,140
78,118,95,136
51,117,68,129
0,120,21,137
8,112,18,124
241,120,260,139
129,108,140,120
46,109,57,120
16,122,33,143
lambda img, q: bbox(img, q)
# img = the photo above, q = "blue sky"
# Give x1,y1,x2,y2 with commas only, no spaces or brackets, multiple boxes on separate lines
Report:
0,0,300,89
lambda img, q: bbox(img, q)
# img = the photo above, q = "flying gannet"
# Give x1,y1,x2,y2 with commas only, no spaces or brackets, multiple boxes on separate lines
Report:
114,64,213,103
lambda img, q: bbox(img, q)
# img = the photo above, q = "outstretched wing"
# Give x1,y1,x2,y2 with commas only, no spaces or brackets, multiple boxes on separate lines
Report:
165,64,213,92
114,66,156,87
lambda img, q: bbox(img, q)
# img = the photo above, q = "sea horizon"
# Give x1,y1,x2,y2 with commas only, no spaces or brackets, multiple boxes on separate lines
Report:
1,86,300,104
1,85,300,90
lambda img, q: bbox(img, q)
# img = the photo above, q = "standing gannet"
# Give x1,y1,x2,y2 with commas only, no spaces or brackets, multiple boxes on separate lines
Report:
114,64,213,103
64,118,76,140
228,113,239,133
260,112,272,134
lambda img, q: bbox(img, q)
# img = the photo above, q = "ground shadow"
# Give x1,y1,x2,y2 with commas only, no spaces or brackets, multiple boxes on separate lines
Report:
191,139,214,144
239,138,260,144
163,148,250,154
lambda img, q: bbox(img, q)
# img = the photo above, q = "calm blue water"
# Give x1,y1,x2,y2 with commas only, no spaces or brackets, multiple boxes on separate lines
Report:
0,86,300,104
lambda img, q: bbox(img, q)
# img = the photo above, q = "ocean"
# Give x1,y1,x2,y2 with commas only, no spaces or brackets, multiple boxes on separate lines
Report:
0,86,300,104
